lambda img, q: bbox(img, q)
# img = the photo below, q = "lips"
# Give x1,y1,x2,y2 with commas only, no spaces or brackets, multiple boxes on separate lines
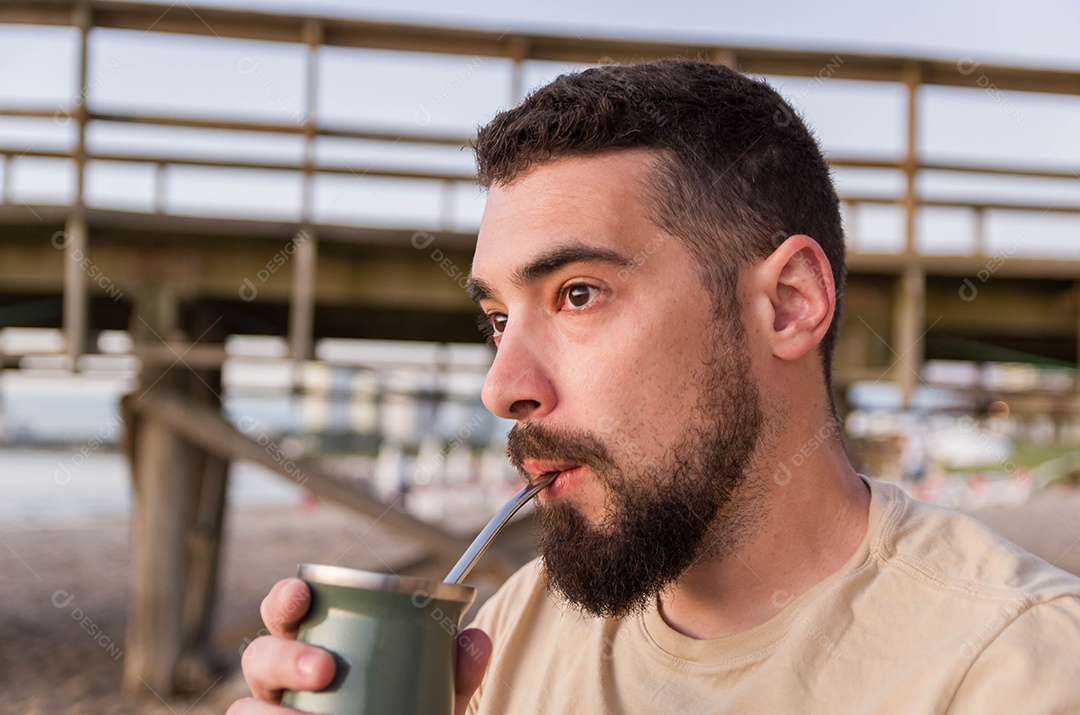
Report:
521,460,584,500
523,459,577,479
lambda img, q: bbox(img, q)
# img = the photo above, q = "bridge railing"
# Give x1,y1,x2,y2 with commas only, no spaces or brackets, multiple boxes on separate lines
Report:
2,105,1078,250
2,1,1080,257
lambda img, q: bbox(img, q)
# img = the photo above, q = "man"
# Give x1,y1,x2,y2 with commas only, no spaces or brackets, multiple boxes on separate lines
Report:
230,59,1080,714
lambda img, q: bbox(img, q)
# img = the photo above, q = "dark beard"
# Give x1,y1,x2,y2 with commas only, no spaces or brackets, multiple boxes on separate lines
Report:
506,331,764,620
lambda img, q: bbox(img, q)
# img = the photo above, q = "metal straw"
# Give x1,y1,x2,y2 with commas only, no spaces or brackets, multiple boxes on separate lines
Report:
443,473,556,585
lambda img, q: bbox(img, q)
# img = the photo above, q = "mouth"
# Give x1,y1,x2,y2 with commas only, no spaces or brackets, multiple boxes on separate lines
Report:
522,460,584,500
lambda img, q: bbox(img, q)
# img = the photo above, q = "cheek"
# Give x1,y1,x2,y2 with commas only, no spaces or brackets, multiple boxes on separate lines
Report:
550,287,714,432
567,336,705,455
618,309,711,396
556,356,627,433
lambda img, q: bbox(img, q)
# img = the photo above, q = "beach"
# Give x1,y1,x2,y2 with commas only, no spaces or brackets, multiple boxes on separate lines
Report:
3,487,1080,713
0,498,506,714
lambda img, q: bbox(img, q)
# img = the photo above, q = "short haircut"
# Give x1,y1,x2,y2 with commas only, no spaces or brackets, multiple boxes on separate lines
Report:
473,57,845,392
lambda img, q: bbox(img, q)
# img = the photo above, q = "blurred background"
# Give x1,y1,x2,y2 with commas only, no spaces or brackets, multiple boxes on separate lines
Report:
1,0,1079,712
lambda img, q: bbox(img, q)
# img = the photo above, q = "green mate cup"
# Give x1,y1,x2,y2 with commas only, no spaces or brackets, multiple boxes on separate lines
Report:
281,563,477,715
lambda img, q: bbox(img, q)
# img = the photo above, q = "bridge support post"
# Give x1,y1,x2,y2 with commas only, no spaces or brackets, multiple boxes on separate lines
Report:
288,227,317,386
892,264,926,409
122,287,228,698
62,213,89,367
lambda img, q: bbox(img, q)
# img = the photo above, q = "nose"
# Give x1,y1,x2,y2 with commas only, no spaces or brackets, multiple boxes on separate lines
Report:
481,326,558,421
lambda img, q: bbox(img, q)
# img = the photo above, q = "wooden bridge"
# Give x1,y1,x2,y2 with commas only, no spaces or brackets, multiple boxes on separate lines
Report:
2,0,1080,699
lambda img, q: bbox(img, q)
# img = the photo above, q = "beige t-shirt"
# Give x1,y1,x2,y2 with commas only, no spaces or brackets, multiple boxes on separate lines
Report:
466,478,1080,714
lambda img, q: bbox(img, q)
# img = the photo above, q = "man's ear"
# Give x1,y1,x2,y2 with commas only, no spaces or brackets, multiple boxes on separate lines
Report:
751,234,836,362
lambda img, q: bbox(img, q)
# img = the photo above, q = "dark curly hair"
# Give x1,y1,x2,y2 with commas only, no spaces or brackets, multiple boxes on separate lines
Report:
473,57,845,392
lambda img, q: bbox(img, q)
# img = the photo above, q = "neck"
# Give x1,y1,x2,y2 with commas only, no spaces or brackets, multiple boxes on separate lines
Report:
656,417,870,640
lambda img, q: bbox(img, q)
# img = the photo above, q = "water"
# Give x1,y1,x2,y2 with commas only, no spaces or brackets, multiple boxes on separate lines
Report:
0,447,305,528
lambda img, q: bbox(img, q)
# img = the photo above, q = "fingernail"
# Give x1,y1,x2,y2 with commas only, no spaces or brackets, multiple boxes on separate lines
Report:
299,652,321,680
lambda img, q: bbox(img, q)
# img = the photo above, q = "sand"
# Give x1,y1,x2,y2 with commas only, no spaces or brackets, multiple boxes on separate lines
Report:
3,488,1080,713
0,501,469,714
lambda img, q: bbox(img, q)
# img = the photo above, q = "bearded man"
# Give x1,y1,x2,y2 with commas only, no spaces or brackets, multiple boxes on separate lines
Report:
230,59,1080,715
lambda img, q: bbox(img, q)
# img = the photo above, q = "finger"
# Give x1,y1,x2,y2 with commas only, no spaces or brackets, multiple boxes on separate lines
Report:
454,628,492,715
241,635,336,702
259,578,311,638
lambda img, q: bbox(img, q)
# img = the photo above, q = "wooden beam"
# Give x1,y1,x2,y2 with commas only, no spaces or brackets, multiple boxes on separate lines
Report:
123,404,202,696
62,213,88,367
73,1,89,207
892,263,926,408
8,134,1080,186
124,283,183,696
126,388,471,558
287,228,316,375
4,1,1080,95
89,110,472,146
123,287,230,698
177,449,229,690
902,61,920,256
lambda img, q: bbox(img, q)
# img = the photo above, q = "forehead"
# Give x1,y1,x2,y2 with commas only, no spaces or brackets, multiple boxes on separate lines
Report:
471,152,663,281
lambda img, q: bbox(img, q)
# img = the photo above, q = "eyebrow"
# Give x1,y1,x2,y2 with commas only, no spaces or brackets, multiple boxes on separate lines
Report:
466,244,634,306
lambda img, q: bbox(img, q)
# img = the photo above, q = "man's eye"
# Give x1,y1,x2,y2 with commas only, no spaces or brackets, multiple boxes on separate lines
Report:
478,312,508,344
561,284,600,309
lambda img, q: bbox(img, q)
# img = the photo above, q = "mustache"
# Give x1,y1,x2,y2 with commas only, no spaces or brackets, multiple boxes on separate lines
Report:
506,422,617,478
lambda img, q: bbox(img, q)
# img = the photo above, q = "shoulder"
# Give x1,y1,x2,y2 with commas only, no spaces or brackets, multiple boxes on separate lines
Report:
869,478,1080,601
946,595,1080,713
864,480,1080,711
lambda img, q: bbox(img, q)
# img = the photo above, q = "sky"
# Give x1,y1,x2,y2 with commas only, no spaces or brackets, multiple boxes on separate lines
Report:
180,0,1080,71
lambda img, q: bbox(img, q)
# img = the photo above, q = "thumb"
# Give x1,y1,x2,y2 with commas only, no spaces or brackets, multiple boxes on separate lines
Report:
454,627,492,715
